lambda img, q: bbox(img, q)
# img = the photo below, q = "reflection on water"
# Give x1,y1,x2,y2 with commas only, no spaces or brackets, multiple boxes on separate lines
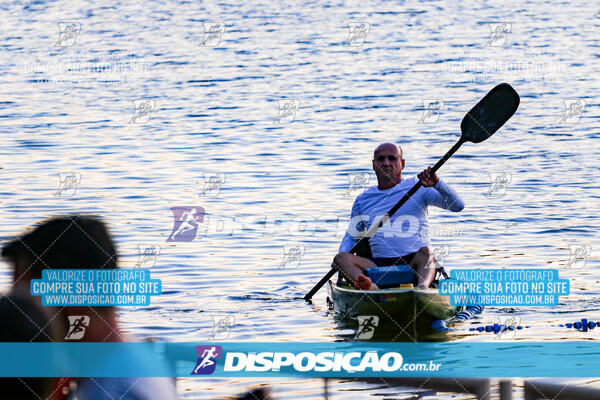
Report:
0,0,599,398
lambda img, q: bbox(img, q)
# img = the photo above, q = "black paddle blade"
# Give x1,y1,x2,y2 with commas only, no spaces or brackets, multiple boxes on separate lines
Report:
461,83,520,143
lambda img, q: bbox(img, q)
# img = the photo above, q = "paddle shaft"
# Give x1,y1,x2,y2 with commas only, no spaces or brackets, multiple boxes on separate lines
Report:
303,137,466,301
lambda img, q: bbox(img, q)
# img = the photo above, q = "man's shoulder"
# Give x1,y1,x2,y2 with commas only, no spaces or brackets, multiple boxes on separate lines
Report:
355,177,420,199
376,176,420,192
362,185,380,194
354,185,380,201
401,176,420,188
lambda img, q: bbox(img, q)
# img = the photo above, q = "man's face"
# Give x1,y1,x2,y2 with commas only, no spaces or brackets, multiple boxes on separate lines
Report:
372,145,404,182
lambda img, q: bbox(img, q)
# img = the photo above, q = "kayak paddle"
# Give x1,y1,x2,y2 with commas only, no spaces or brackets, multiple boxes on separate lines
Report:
304,83,520,301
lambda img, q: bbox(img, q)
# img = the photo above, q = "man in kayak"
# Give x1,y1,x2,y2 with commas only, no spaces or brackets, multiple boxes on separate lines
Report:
334,143,465,290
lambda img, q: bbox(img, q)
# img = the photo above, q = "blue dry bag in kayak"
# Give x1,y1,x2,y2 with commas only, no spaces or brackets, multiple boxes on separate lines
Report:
365,265,415,288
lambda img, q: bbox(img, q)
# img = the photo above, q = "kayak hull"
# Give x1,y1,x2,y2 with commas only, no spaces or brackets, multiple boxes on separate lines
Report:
328,281,459,320
328,281,461,340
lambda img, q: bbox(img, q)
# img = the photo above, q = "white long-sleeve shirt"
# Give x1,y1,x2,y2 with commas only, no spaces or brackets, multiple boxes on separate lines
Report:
339,176,464,257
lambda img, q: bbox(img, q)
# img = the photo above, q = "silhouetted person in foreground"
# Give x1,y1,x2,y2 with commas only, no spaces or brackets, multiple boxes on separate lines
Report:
0,293,55,399
2,216,177,400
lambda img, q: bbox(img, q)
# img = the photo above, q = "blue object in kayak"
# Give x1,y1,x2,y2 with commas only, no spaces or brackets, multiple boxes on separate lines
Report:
365,265,415,288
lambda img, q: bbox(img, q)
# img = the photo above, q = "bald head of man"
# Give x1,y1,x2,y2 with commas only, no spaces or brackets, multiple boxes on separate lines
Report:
372,143,405,190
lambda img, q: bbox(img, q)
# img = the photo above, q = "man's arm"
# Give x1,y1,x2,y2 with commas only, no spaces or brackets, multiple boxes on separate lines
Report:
426,179,465,212
338,198,363,253
339,233,356,253
417,167,464,212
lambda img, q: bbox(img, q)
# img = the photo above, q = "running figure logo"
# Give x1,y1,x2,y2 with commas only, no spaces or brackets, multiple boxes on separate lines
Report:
209,315,235,340
431,245,450,268
65,316,90,340
567,244,591,269
135,245,160,267
56,172,81,196
191,345,222,375
355,315,379,339
419,99,444,124
558,99,586,124
55,22,81,47
167,207,205,242
275,99,299,123
280,245,305,268
344,173,370,197
129,100,156,124
495,316,521,340
346,22,370,46
199,173,226,196
485,23,511,47
200,22,225,47
487,172,512,196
